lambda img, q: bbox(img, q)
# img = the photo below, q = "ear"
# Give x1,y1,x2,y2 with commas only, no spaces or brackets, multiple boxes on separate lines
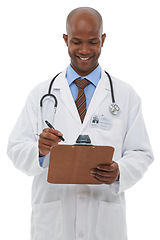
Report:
101,33,106,47
63,34,68,46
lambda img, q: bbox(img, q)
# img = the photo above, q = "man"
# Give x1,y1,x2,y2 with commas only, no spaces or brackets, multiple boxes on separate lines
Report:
7,7,153,240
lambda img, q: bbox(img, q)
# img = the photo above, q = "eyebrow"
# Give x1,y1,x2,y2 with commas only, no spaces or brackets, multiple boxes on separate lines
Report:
90,38,99,41
72,37,81,41
72,37,99,41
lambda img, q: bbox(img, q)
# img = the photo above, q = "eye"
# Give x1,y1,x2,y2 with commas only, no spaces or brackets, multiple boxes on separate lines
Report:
90,41,99,45
72,40,80,45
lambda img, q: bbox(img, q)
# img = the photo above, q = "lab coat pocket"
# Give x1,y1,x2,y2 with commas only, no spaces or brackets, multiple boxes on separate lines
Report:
32,200,63,240
96,201,127,240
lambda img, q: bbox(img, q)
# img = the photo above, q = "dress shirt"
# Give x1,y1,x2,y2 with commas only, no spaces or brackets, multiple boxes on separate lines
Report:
66,64,101,109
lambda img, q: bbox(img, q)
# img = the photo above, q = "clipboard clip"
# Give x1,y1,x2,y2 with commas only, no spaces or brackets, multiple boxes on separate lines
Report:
75,135,92,146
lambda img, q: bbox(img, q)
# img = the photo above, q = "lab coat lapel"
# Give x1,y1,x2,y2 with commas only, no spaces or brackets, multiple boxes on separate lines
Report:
82,71,111,128
53,69,81,124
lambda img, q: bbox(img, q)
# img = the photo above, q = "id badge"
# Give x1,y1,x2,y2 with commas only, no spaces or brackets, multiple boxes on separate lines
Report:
90,115,111,130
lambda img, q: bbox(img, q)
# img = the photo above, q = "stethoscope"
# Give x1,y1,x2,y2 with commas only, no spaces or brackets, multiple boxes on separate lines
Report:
104,71,120,115
40,71,120,125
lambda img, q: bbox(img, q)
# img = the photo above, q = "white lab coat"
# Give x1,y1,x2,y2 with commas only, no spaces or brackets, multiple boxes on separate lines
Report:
7,69,153,240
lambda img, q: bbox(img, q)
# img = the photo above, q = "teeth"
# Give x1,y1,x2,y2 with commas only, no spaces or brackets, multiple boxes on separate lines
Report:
80,57,89,61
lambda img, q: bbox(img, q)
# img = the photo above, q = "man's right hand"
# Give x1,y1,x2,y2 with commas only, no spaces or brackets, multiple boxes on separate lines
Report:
38,128,63,157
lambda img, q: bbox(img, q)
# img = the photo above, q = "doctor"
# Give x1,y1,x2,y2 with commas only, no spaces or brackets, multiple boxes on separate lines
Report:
7,7,153,240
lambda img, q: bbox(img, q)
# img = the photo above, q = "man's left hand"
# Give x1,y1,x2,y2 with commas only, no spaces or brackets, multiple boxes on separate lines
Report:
90,161,120,184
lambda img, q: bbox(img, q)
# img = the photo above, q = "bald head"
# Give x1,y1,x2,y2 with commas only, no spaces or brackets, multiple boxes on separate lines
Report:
66,7,103,34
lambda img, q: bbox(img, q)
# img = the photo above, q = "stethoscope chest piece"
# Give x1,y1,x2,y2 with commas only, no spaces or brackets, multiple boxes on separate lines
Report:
110,103,120,115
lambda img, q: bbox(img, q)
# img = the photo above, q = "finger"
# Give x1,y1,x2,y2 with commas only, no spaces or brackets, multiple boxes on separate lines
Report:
90,167,119,182
90,172,112,180
39,137,60,148
40,131,61,142
90,168,112,178
39,144,51,153
43,128,63,138
90,170,118,181
96,164,114,172
97,162,118,172
91,174,112,184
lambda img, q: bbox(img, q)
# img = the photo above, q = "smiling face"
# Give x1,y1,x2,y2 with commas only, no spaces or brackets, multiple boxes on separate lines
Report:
63,10,106,76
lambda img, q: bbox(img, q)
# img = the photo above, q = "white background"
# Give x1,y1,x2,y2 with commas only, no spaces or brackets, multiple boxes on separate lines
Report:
0,0,159,239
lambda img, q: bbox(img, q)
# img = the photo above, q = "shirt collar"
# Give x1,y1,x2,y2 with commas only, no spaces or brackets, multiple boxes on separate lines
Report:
66,64,101,87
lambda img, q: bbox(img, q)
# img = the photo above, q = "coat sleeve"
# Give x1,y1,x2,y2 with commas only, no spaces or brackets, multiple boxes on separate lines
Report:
110,91,154,194
7,89,46,176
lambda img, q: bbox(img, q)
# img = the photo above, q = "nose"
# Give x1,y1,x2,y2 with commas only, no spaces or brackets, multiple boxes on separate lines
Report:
78,43,90,55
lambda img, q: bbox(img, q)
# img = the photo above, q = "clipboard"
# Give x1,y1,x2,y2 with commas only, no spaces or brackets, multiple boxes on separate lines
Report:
47,144,115,184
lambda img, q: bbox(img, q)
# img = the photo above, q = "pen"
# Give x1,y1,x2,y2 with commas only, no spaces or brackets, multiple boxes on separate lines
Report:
45,120,65,142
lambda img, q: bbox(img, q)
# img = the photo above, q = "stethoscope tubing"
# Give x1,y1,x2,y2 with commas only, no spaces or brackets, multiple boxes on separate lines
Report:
48,72,62,95
104,71,115,103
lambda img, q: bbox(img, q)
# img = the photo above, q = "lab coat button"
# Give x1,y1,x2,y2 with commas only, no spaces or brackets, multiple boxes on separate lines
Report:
78,232,84,238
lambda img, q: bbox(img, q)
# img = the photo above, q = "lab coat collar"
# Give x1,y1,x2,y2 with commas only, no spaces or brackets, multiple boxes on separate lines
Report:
53,68,111,90
53,69,81,123
54,68,111,90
